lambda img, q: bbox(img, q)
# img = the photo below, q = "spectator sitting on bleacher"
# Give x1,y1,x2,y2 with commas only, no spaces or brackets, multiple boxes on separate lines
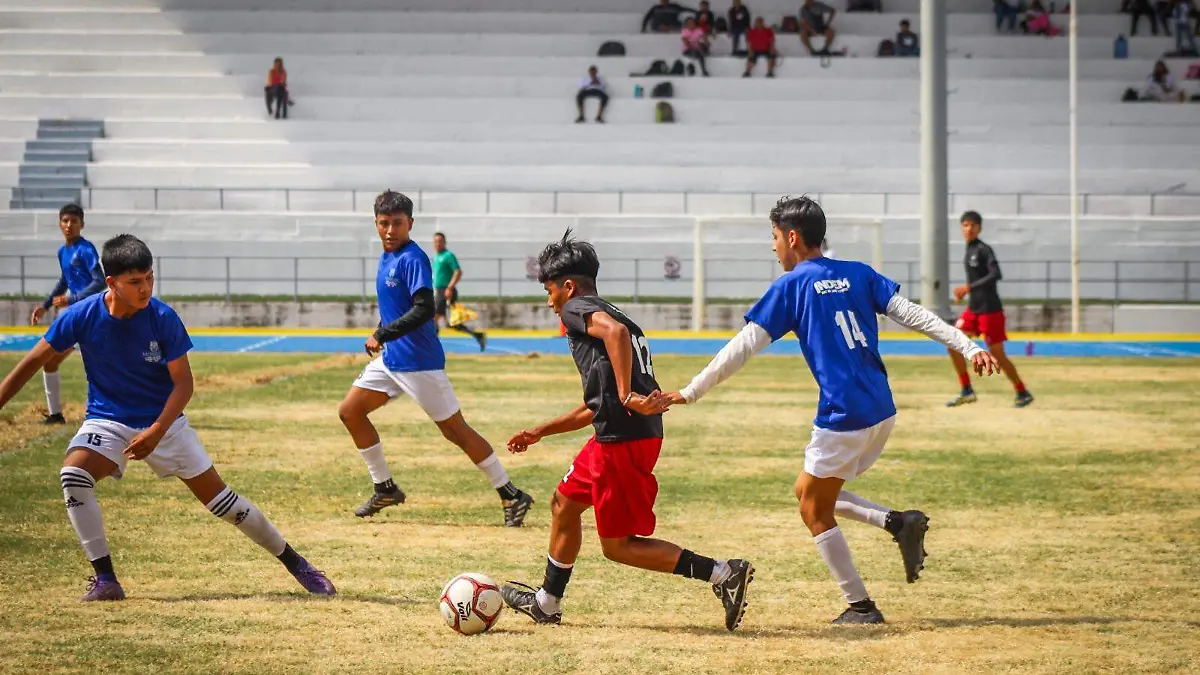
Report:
994,0,1024,33
265,57,289,120
799,0,837,56
728,0,752,55
895,19,920,55
743,17,778,78
575,65,609,123
642,0,695,33
1024,1,1062,36
1143,59,1187,101
697,1,716,34
681,17,712,75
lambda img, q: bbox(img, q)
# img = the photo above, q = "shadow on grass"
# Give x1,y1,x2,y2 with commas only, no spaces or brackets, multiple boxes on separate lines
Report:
921,616,1127,629
145,591,419,606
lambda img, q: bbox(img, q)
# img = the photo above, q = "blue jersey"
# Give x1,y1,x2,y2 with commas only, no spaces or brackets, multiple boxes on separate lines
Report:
44,293,193,428
377,241,445,372
45,237,104,309
744,257,900,432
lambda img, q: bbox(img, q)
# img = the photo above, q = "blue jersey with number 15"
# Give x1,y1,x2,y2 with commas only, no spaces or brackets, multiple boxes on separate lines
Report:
744,257,900,432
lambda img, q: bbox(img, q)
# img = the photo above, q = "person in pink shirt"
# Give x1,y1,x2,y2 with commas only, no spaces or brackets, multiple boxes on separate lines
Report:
680,17,711,76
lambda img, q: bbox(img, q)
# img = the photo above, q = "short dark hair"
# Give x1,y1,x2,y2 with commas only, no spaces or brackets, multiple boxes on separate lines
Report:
433,232,446,240
961,210,983,227
537,229,600,286
59,203,84,221
101,234,154,278
374,190,413,218
769,195,826,249
900,19,910,26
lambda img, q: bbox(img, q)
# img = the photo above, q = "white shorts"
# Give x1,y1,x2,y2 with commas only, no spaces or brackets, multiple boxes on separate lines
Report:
67,416,213,480
352,358,461,422
804,416,896,481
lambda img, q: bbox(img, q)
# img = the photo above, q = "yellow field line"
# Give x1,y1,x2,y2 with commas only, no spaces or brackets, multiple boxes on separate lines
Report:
2,325,1197,341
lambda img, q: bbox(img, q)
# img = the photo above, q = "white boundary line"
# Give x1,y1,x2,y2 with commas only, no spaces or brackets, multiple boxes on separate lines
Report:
236,335,287,353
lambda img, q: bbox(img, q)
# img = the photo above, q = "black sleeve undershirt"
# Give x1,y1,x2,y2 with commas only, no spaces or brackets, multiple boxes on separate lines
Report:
373,288,435,343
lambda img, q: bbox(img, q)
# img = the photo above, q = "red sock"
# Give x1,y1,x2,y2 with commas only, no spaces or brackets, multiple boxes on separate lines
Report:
958,372,971,389
1015,381,1027,394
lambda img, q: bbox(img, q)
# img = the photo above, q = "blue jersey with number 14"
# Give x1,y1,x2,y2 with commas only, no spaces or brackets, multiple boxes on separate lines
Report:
744,257,900,432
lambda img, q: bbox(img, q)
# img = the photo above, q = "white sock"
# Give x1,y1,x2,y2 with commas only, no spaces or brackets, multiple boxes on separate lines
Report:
358,442,392,485
813,526,870,604
474,453,511,490
206,487,286,556
535,587,562,615
44,371,62,416
835,490,891,530
709,559,732,585
60,467,109,561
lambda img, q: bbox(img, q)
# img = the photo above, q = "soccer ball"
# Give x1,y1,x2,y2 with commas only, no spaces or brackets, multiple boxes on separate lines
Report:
439,572,504,635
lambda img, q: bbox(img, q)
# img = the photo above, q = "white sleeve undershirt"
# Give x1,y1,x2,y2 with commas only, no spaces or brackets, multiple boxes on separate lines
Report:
885,295,985,359
680,322,772,403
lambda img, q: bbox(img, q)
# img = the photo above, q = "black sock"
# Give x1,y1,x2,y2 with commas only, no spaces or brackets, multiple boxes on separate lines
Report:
277,543,302,572
452,323,481,339
497,481,520,501
850,598,877,613
673,549,716,582
542,557,573,599
376,478,397,494
884,510,904,536
90,555,116,581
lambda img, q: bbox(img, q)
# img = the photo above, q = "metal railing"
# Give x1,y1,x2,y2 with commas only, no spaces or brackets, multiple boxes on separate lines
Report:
1,255,1194,305
4,186,1196,217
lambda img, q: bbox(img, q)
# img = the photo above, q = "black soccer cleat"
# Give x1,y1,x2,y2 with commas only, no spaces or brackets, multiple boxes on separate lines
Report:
475,332,487,352
832,603,886,625
712,558,754,631
1014,391,1035,408
893,510,930,583
503,490,534,527
353,486,406,518
501,581,562,625
41,413,66,425
945,389,977,407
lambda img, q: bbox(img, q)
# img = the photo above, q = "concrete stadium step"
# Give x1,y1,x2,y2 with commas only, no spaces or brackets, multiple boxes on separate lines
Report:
26,139,92,153
24,150,90,164
19,175,86,188
19,163,87,177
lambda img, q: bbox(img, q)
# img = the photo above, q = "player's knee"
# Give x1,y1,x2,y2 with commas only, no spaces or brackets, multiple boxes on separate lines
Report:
336,400,363,426
599,537,630,562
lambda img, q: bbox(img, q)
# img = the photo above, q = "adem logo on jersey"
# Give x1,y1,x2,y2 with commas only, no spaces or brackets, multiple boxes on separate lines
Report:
814,279,851,294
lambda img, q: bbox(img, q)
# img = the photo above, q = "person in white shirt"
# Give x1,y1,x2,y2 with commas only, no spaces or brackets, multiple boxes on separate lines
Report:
1144,59,1187,101
575,66,609,124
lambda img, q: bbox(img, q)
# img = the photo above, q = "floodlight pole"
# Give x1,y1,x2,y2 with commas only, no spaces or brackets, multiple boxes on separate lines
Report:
1069,1,1081,332
920,0,949,317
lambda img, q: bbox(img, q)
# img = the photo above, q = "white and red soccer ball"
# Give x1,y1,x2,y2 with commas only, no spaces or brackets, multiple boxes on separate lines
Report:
439,572,504,635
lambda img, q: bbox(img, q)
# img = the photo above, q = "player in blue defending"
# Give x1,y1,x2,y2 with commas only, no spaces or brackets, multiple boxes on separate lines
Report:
336,191,534,526
28,204,105,425
664,197,998,624
0,234,335,602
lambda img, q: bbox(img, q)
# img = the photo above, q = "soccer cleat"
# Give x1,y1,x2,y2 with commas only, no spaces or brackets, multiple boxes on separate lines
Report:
945,390,977,407
574,115,585,124
893,510,930,583
353,486,406,518
832,604,886,625
42,413,66,425
1014,391,1035,408
80,576,125,602
501,581,561,625
289,558,337,596
503,490,534,528
712,558,754,631
476,333,488,352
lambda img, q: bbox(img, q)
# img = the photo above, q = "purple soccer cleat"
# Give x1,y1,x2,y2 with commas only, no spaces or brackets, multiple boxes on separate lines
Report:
290,558,336,596
80,576,125,602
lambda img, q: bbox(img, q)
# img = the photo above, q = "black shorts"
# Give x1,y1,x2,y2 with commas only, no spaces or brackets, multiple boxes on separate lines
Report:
435,287,457,316
747,50,775,62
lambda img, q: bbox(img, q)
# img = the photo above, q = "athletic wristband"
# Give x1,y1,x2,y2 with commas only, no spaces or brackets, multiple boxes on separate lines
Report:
622,392,634,407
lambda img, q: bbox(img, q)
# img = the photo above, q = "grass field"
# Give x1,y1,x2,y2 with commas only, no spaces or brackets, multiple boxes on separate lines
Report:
1,351,1198,674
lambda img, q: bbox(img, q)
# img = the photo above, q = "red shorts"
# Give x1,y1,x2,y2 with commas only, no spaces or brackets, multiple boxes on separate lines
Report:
557,436,662,539
956,309,1007,345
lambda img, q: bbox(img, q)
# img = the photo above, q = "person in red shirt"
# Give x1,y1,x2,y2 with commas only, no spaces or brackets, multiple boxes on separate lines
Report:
743,17,777,78
265,57,289,120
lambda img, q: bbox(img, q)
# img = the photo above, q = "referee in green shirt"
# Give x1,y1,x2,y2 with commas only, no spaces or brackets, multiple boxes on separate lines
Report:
432,232,487,351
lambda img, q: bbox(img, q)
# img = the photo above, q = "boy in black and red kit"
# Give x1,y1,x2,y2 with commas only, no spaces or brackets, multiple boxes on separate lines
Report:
501,230,754,631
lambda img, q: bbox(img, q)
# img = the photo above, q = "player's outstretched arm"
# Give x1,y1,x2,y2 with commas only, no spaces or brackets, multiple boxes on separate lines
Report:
585,310,668,416
667,322,772,407
507,402,593,453
70,262,106,305
123,354,195,461
0,339,63,412
44,275,68,310
884,295,998,376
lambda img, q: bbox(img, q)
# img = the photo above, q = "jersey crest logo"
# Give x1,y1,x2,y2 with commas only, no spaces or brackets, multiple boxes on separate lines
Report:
143,340,162,363
813,278,852,294
385,266,399,288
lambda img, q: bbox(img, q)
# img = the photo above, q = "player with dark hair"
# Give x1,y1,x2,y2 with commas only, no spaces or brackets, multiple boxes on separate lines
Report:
946,211,1034,408
662,196,998,624
28,203,105,424
336,191,533,526
432,232,486,351
500,230,754,631
0,234,335,602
